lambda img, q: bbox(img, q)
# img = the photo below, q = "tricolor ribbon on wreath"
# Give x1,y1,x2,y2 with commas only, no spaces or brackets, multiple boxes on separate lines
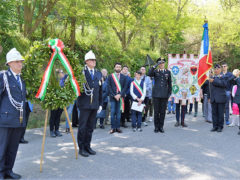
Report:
111,73,125,112
35,39,80,100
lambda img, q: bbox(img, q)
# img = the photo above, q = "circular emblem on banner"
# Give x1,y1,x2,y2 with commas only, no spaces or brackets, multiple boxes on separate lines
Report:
172,66,179,75
172,85,179,94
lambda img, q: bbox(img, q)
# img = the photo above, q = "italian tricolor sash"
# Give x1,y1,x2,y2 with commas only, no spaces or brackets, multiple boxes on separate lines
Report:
111,73,124,112
132,80,143,96
35,39,80,100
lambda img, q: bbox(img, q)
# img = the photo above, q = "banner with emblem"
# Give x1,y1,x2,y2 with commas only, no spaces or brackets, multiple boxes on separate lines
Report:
168,54,200,103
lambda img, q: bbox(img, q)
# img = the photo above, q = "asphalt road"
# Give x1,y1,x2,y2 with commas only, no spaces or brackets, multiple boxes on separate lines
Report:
15,113,240,180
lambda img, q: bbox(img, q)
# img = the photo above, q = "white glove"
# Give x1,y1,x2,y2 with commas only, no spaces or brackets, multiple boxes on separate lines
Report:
97,106,102,114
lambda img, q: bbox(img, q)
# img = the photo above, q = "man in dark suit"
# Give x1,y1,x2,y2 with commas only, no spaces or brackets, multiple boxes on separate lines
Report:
209,64,227,132
0,48,27,179
148,58,172,133
76,50,102,157
108,63,128,134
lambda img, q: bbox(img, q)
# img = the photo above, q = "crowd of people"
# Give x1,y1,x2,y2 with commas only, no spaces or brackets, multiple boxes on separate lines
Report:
0,48,240,179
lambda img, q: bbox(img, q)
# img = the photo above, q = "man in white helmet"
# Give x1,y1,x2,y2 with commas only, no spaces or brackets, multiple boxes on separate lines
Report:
0,48,27,179
76,50,102,157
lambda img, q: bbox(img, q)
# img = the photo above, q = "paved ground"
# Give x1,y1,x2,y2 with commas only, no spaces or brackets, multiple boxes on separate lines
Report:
15,113,240,180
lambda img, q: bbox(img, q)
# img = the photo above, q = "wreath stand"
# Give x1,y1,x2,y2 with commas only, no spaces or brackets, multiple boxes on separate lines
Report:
40,107,78,172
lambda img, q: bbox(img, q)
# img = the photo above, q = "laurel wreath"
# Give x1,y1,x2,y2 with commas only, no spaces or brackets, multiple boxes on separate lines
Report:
22,40,86,110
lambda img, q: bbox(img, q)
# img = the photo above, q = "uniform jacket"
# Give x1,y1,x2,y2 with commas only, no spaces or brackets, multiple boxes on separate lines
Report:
230,77,240,104
148,67,172,99
77,67,102,110
102,78,109,103
108,73,128,101
209,76,227,104
0,69,27,128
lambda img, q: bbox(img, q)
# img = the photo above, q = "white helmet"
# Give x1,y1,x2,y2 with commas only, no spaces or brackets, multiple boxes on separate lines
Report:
6,48,24,65
84,50,96,61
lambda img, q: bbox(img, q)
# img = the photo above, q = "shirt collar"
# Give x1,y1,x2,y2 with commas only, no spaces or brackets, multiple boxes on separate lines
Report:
86,66,94,72
10,68,21,78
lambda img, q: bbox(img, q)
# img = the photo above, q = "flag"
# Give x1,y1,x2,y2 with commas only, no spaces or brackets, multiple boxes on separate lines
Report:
144,54,154,67
197,23,213,86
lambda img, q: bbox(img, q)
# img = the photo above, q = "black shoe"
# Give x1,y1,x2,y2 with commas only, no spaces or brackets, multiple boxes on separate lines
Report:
188,112,192,115
211,128,218,132
50,131,56,137
172,111,175,114
154,128,159,133
19,138,28,144
79,149,89,157
217,128,222,132
238,130,240,135
55,131,62,137
72,124,78,128
116,128,122,133
181,123,188,127
5,172,21,179
99,125,105,129
175,122,180,127
159,128,165,133
167,111,171,114
85,147,96,155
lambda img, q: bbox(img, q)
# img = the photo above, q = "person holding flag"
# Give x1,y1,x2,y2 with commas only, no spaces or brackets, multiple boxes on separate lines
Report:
130,70,146,132
108,63,128,134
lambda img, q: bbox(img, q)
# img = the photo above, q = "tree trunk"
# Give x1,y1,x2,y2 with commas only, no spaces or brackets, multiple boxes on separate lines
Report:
17,5,23,33
81,20,85,36
70,16,76,50
41,18,47,40
23,0,32,37
150,35,155,50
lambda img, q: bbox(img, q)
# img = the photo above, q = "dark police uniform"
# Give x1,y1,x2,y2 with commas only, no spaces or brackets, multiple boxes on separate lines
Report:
148,60,172,132
76,66,102,156
209,74,227,131
0,69,26,179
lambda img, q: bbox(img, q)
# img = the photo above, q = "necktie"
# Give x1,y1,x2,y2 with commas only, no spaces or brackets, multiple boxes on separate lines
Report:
90,70,94,80
16,75,21,89
117,73,120,80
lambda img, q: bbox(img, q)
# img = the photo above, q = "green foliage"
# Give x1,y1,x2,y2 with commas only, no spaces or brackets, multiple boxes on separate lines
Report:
22,40,86,110
0,32,30,68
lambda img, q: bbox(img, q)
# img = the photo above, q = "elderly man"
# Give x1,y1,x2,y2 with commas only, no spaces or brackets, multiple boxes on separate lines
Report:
0,48,27,179
76,50,102,157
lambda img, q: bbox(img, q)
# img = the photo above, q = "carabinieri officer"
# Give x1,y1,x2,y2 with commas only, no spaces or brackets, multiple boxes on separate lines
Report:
148,57,172,133
76,50,102,157
0,48,27,179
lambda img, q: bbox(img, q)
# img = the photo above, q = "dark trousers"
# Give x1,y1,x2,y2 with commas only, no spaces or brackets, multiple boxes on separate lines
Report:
176,103,186,123
49,108,63,132
121,97,131,124
131,110,142,128
212,102,225,129
143,97,150,122
77,109,97,149
72,102,79,127
0,127,24,177
110,100,121,129
189,101,198,113
100,102,108,125
20,102,31,140
153,98,168,129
